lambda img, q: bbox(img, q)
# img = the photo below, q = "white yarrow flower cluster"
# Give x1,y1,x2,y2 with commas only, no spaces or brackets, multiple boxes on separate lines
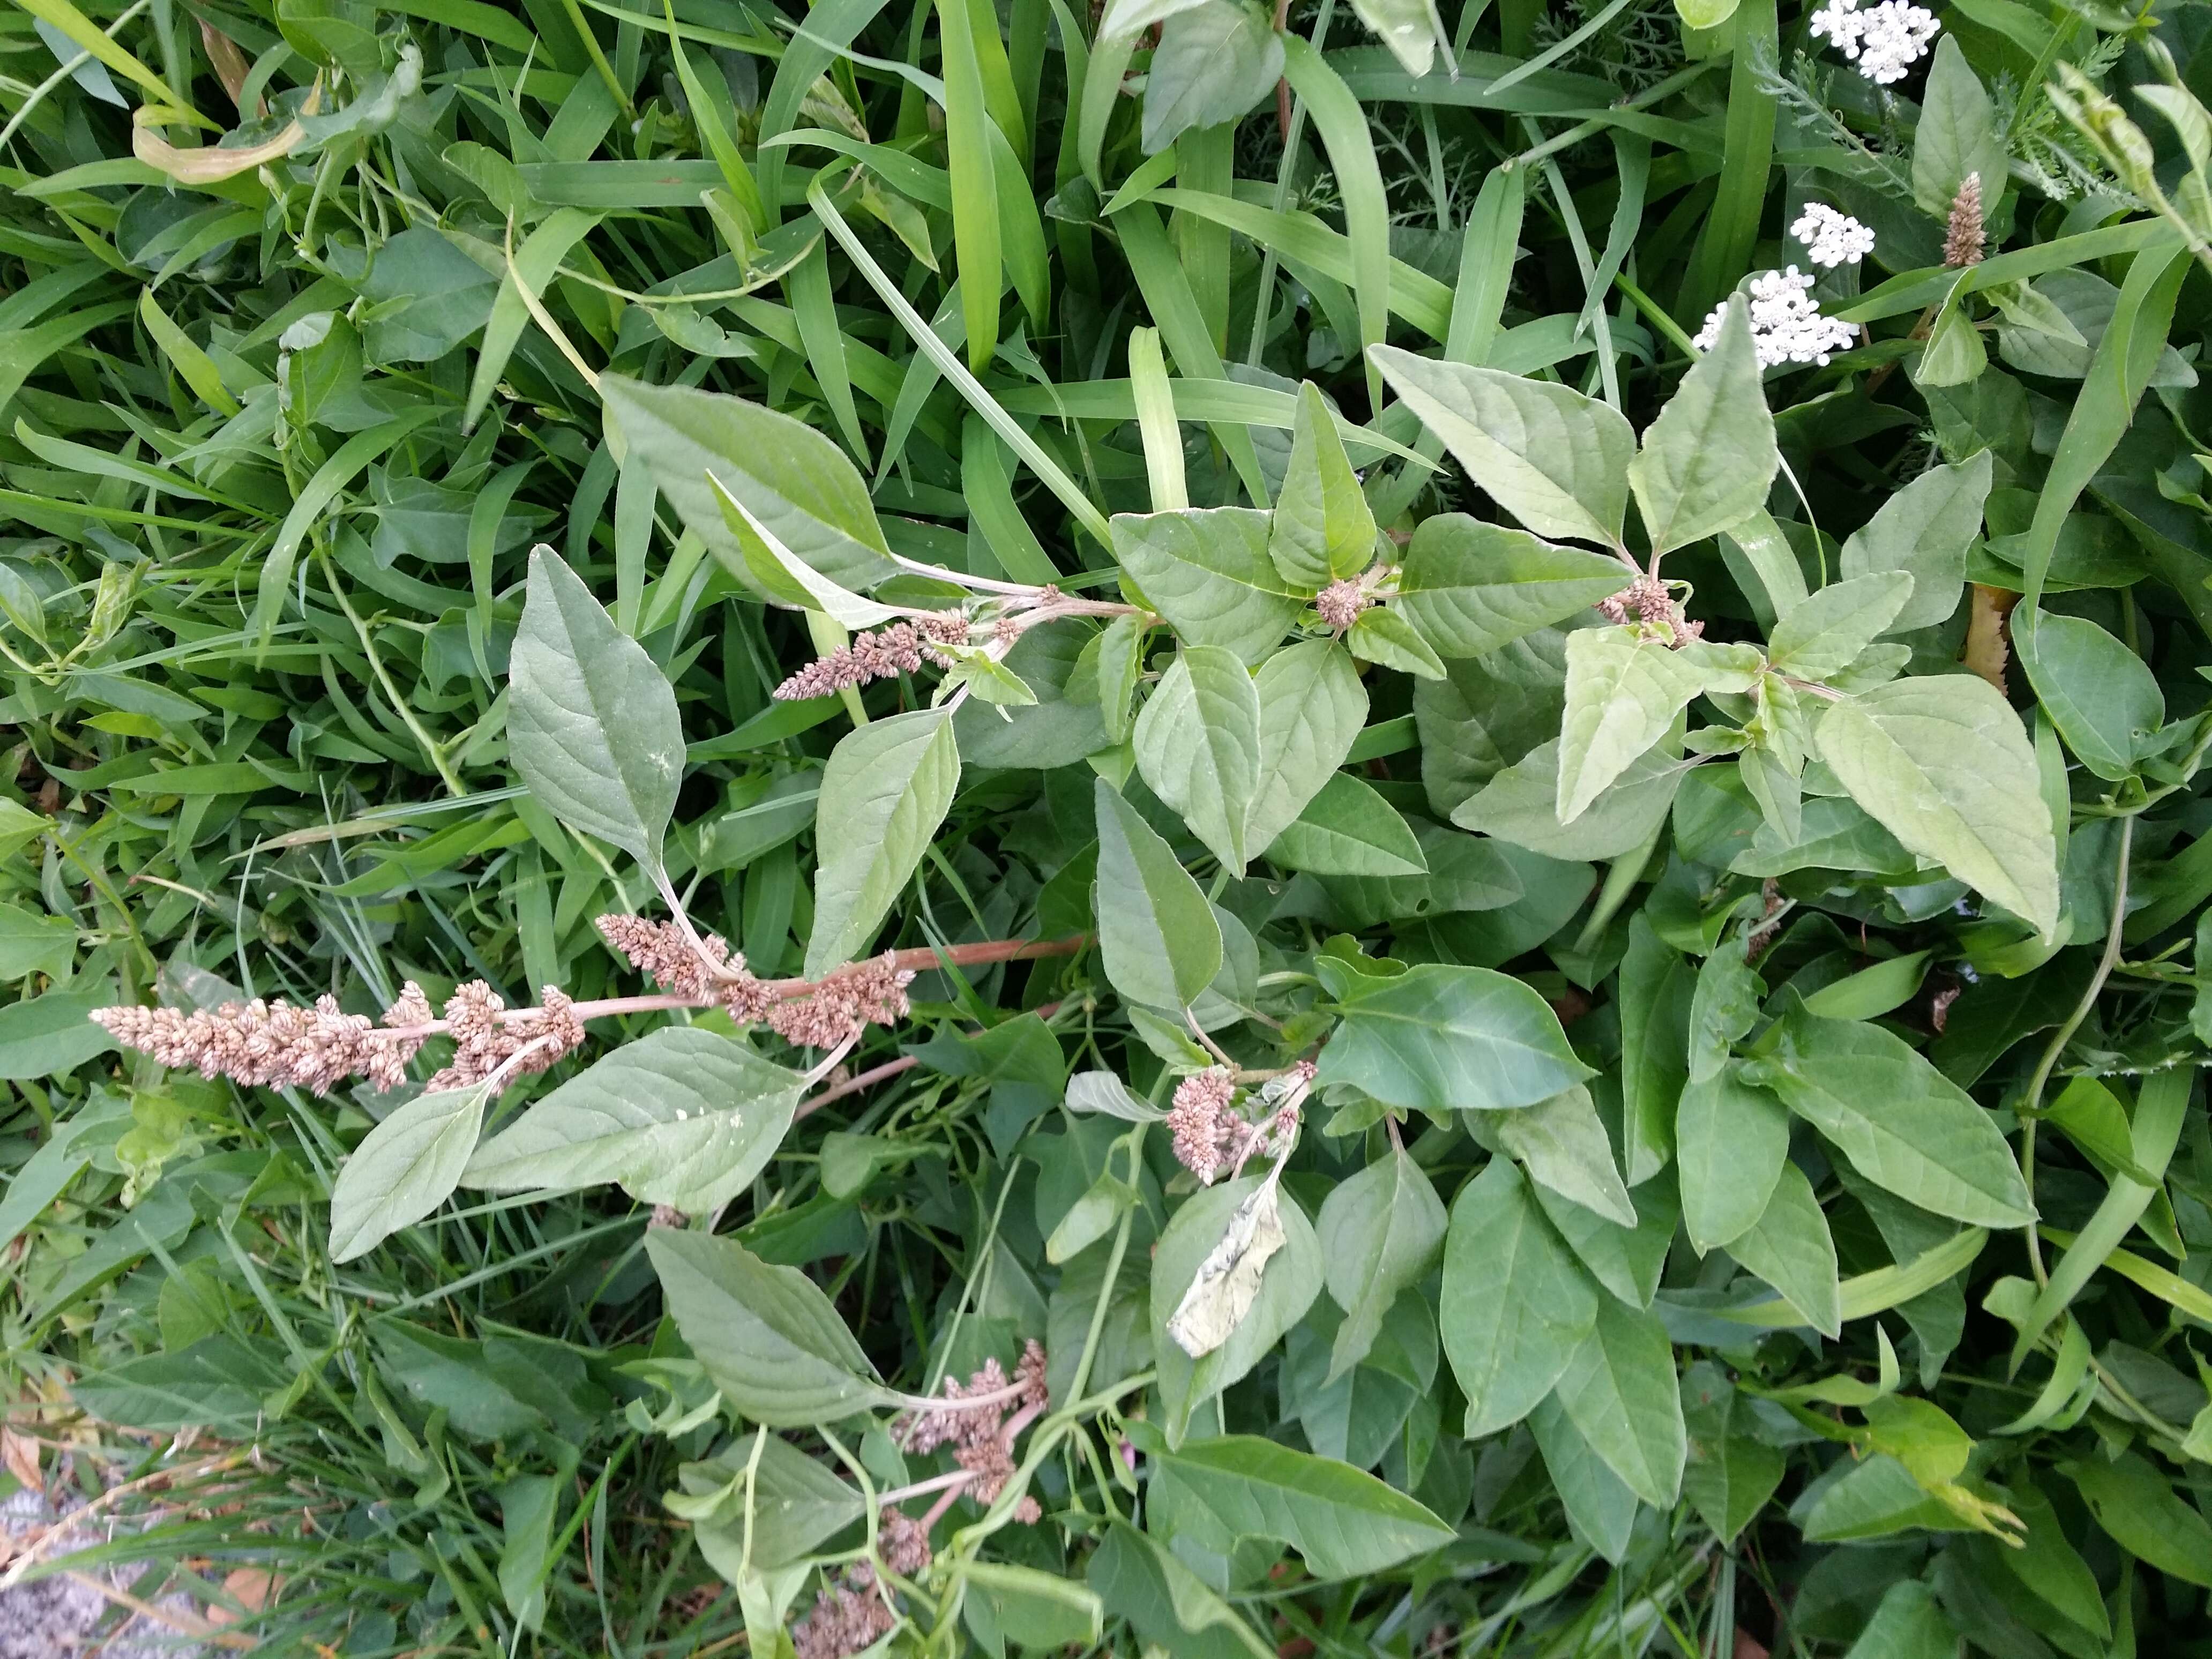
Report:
1790,203,1876,268
1809,0,1939,84
1692,267,1859,369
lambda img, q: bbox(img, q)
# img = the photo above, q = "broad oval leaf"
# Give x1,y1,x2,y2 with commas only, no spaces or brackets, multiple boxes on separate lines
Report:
805,707,961,976
1488,1083,1634,1228
1266,772,1427,877
1110,507,1299,663
1157,1437,1456,1578
1744,1004,2035,1228
1394,514,1632,658
1814,675,2060,935
1627,296,1778,556
2015,610,2164,783
1134,646,1263,874
1839,450,1989,632
1142,1,1283,155
330,1079,492,1263
1453,730,1684,861
645,1229,897,1425
1371,345,1636,547
1441,1159,1598,1437
1551,1296,1687,1508
1245,639,1368,851
1677,1063,1791,1252
510,547,685,871
1269,382,1377,588
463,1027,805,1214
601,374,894,594
1093,777,1222,1010
1315,1148,1447,1381
1726,1160,1841,1336
1557,626,1708,824
1766,572,1915,681
1316,961,1592,1114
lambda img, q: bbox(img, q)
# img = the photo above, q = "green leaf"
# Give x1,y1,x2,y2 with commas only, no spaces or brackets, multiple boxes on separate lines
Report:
1914,296,1988,388
1316,1148,1447,1381
1680,1369,1785,1544
1627,295,1778,556
710,474,901,629
1686,932,1762,1084
1727,1161,1841,1336
1094,778,1222,1009
1766,572,1916,681
1799,951,1932,1021
1815,675,2060,935
1843,1581,1961,1658
330,1079,493,1264
1912,37,2008,220
805,708,962,976
1744,1004,2034,1227
1153,1175,1321,1443
2015,611,2164,782
1528,1394,1640,1563
1532,1175,1676,1309
2069,1452,2212,1588
1838,450,1989,632
1317,962,1593,1114
1551,1295,1687,1507
1157,1437,1456,1578
1440,1159,1599,1437
0,901,74,981
1392,515,1633,659
1371,345,1637,548
1134,646,1263,873
1142,1,1283,155
601,374,894,594
1348,0,1442,75
1065,1070,1169,1122
1999,1479,2111,1640
1557,627,1709,823
645,1229,897,1426
1345,606,1446,679
464,1028,805,1214
681,1431,864,1574
1111,507,1299,663
510,547,685,871
1265,772,1427,877
1489,1085,1634,1228
1245,640,1368,851
1269,381,1378,588
1452,731,1684,861
1677,1063,1791,1252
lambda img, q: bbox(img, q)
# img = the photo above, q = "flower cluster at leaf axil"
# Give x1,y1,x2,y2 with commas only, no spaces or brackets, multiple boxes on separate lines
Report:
1810,0,1941,83
1167,1064,1312,1184
894,1340,1051,1520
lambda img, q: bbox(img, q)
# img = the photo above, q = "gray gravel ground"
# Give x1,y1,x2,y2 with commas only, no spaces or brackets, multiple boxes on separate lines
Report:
0,1485,206,1658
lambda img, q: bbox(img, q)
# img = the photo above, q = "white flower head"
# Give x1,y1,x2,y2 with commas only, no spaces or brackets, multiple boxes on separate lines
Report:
1809,0,1939,84
1791,203,1877,267
1693,267,1859,370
